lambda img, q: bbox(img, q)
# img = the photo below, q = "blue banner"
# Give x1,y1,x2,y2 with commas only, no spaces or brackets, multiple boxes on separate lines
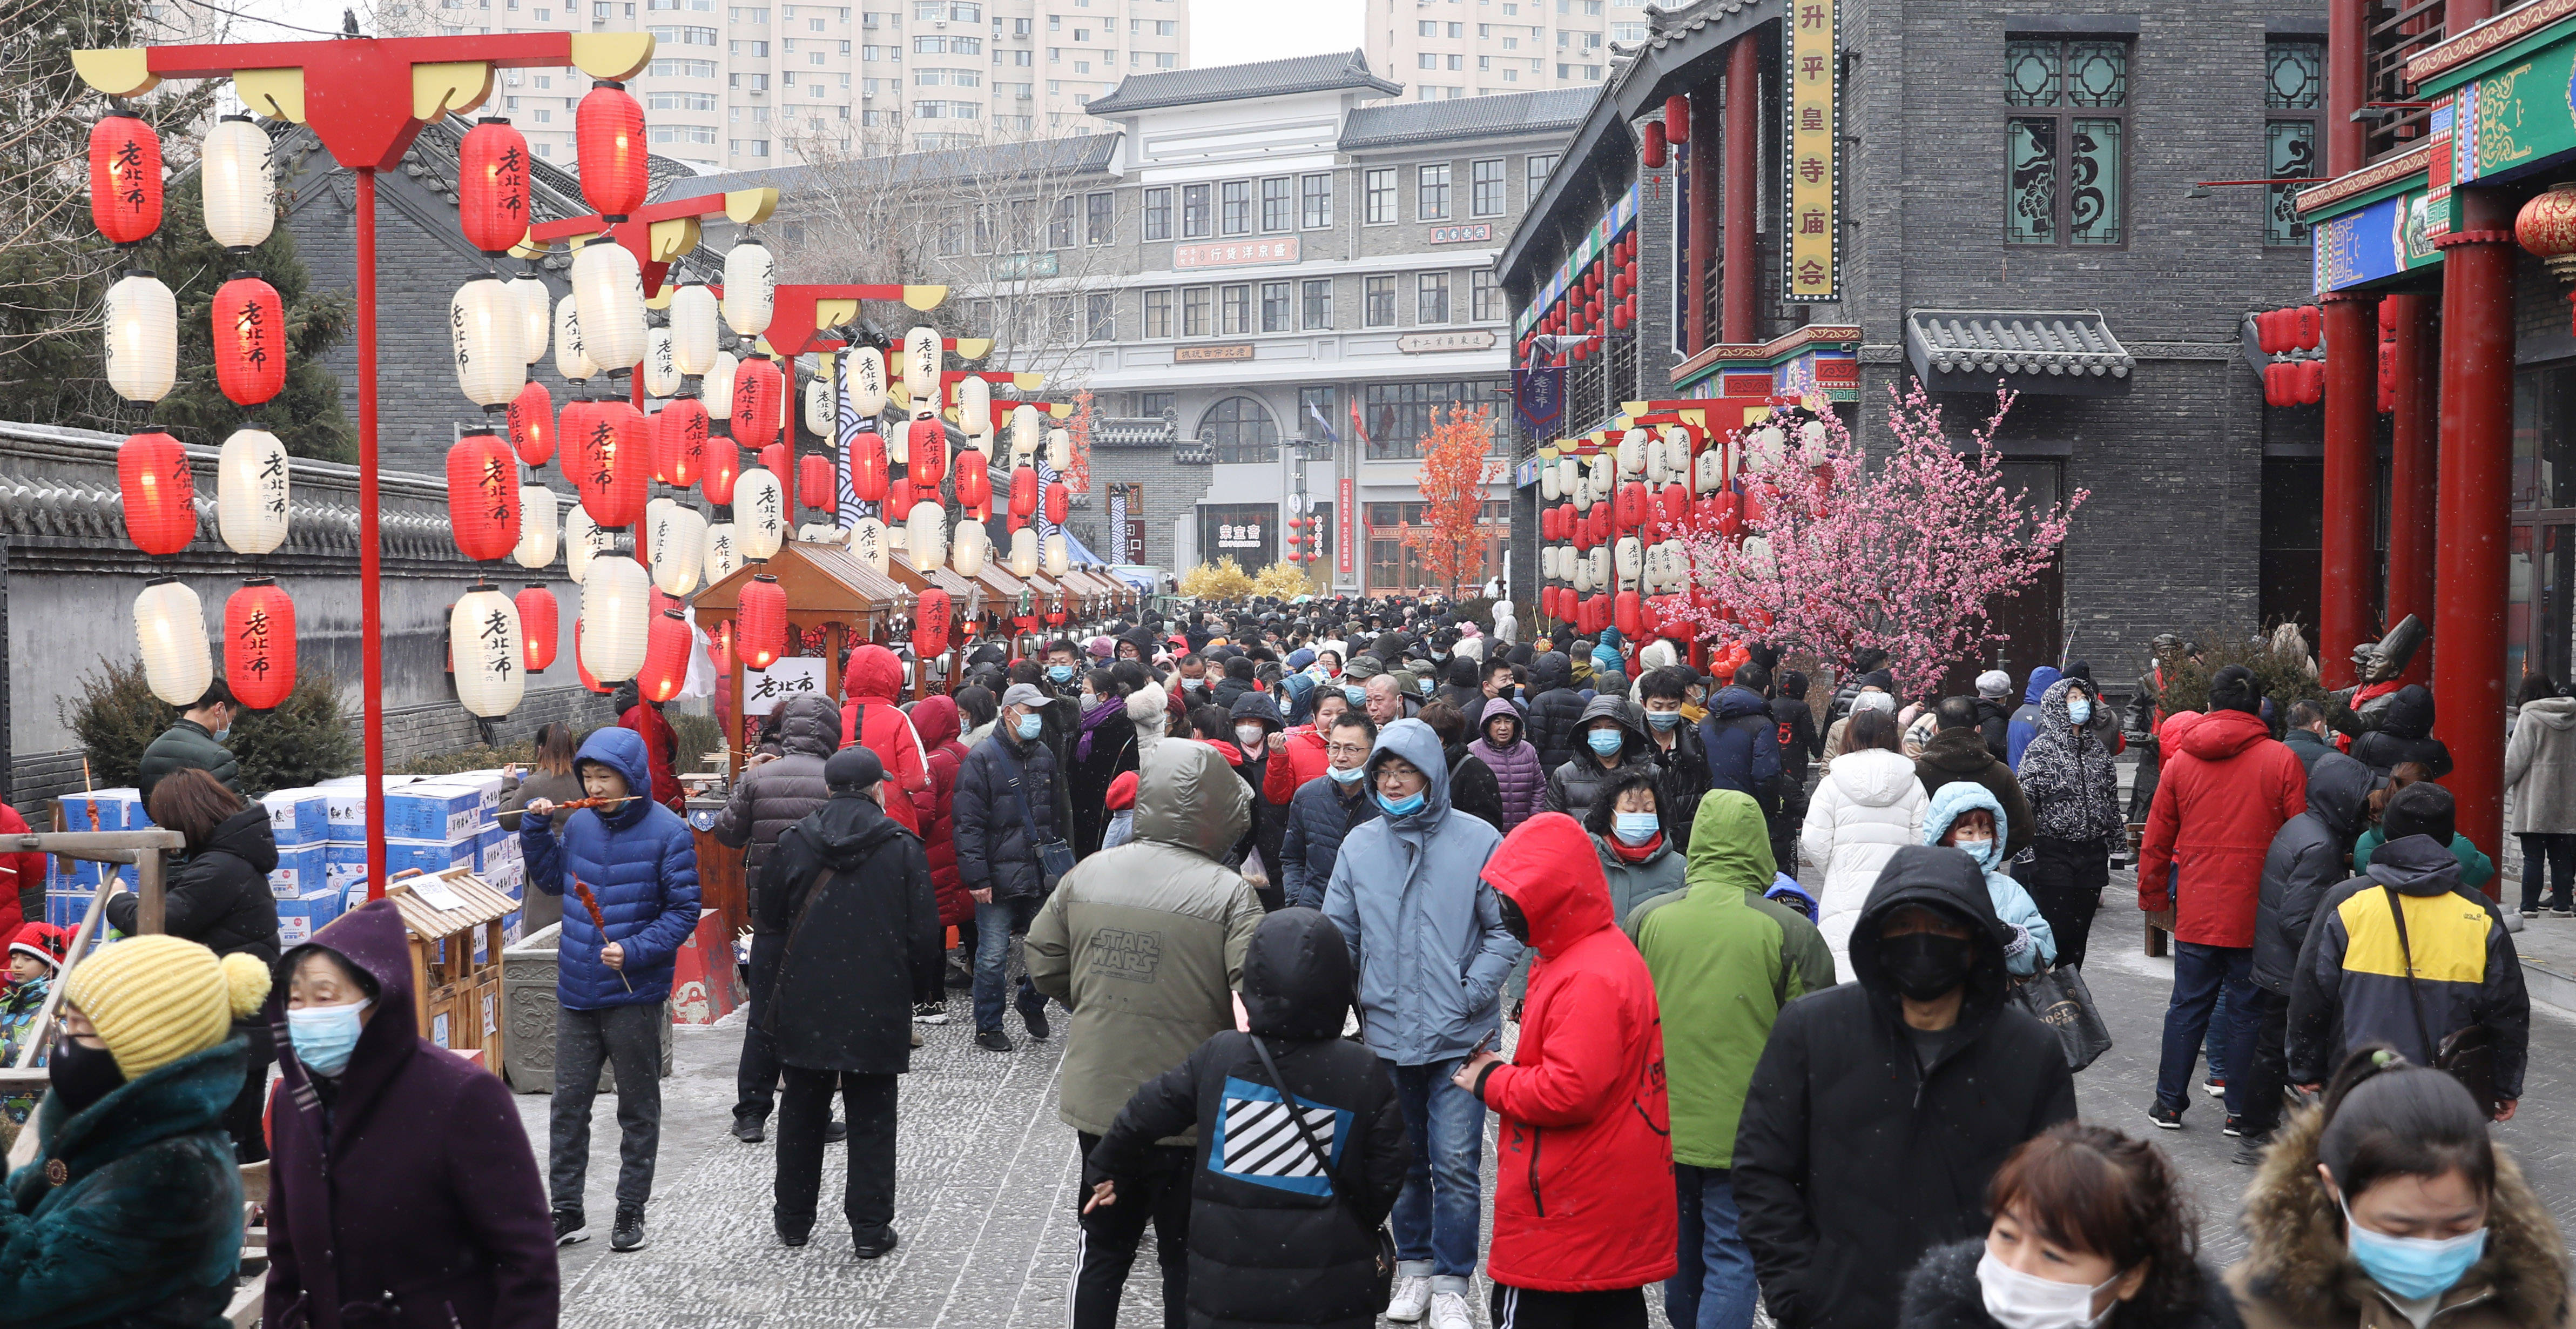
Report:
1514,367,1565,434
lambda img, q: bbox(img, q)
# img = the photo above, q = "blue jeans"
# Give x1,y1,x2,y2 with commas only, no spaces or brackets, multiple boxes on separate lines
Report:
1388,1059,1485,1294
972,895,1044,1034
2156,941,2256,1117
1669,1165,1758,1329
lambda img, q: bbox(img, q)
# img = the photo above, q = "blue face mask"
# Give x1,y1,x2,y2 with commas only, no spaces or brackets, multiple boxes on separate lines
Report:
213,726,233,743
2343,1202,2487,1301
1048,664,1074,683
1014,712,1044,741
1646,708,1682,730
1344,685,1368,704
1614,811,1661,844
1327,763,1366,785
288,1000,372,1078
1378,789,1426,817
1587,728,1624,756
2066,696,2093,726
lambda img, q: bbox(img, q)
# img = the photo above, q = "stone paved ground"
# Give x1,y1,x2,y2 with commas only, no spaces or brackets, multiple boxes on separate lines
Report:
516,865,2576,1328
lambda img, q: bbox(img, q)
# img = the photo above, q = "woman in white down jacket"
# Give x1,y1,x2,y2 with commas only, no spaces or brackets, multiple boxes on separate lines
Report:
1801,707,1929,967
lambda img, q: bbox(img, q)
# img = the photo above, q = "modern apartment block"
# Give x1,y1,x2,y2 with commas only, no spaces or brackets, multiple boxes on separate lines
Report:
1363,0,1649,99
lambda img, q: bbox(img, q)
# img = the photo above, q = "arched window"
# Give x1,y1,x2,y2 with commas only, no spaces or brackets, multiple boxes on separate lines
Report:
1199,395,1278,462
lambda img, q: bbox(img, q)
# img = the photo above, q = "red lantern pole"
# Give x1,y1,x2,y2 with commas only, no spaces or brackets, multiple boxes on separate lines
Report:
358,165,385,891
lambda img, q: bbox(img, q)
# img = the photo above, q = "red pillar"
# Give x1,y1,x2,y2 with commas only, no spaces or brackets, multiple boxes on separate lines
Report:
2319,294,2378,689
2433,192,2517,878
2328,0,2366,174
2447,0,2493,29
1685,80,1720,355
1721,37,1759,345
2384,292,2438,677
357,166,387,896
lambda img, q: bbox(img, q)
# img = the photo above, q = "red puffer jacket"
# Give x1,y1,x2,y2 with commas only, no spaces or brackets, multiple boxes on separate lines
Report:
619,702,686,813
840,645,930,833
912,694,973,925
1262,725,1333,806
1479,812,1677,1293
2137,706,2307,948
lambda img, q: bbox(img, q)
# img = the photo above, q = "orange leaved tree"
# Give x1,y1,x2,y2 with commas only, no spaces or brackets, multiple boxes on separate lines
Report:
1401,404,1494,596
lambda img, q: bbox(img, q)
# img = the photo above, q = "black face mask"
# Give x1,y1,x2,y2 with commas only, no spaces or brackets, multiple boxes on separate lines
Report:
49,1032,126,1117
1880,931,1977,1002
1497,895,1532,947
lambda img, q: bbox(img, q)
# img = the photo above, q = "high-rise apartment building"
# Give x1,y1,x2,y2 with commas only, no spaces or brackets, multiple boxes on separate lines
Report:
1364,0,1646,99
390,0,1188,172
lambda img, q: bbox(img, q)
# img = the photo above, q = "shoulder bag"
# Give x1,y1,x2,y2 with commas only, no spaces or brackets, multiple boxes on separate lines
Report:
2008,963,2114,1072
1248,1034,1397,1313
2379,886,2500,1113
1009,746,1077,887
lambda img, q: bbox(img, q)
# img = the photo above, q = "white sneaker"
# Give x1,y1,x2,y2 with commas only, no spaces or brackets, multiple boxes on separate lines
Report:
1385,1276,1433,1323
1428,1290,1475,1329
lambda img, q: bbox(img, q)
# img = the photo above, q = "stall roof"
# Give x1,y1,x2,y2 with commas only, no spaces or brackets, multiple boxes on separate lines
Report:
973,564,1027,601
388,869,515,934
694,540,905,614
889,548,980,601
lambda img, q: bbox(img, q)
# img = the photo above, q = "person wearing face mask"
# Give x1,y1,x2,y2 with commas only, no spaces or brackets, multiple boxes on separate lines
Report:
1280,713,1385,910
1068,666,1142,858
1472,696,1545,833
137,676,244,802
264,901,559,1328
1921,782,2058,977
1542,695,1650,829
1899,1122,2232,1329
952,683,1069,1052
1419,699,1506,837
2016,677,2128,974
1640,667,1714,851
1046,638,1088,699
0,935,272,1324
1735,844,2078,1329
2229,1046,2568,1329
1229,691,1291,907
1584,767,1685,921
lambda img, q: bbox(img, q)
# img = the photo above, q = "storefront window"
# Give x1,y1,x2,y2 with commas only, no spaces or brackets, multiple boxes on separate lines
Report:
1199,502,1276,568
1200,395,1278,463
1361,500,1508,593
2514,365,2576,511
1359,380,1512,459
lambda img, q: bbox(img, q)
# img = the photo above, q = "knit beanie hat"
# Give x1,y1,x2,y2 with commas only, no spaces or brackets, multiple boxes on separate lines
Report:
8,922,69,974
61,934,271,1080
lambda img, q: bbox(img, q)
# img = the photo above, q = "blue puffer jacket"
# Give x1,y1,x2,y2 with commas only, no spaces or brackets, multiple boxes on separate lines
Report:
2005,666,2062,771
1699,684,1782,798
1918,780,2055,976
1320,719,1521,1066
952,723,1064,901
523,727,704,1010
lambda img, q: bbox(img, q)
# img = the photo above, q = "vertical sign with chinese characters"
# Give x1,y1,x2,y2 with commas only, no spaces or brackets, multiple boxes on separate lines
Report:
1338,477,1356,576
1783,0,1839,303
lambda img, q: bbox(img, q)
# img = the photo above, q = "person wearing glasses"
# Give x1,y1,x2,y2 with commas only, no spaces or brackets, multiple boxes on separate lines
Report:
1280,712,1385,911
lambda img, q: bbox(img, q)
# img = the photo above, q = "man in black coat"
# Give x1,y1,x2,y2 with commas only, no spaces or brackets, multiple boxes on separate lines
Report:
2239,750,2376,1160
759,746,942,1256
1523,650,1588,772
1279,713,1383,909
712,693,844,1141
954,682,1068,1051
1733,844,2078,1329
1227,690,1290,906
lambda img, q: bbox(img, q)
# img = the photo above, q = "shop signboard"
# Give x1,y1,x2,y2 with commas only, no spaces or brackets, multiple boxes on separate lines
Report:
2312,188,2443,294
1783,0,1839,302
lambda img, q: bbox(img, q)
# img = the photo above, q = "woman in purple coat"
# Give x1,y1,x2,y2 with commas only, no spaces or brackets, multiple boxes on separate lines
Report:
264,899,558,1329
1472,695,1544,831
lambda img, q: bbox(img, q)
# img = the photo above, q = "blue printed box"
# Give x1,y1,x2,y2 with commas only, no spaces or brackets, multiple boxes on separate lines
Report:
275,883,345,944
259,788,329,847
52,860,135,891
267,844,324,900
45,888,94,929
385,836,476,880
56,788,146,833
385,784,482,842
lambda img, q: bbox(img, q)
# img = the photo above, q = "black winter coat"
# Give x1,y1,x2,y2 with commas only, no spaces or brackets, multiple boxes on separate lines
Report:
1541,695,1653,828
1734,845,2078,1329
1278,776,1381,910
711,694,842,923
759,794,942,1074
2252,751,2373,994
1525,653,1589,772
1068,704,1140,857
1700,686,1783,802
1771,698,1822,785
137,718,242,803
1898,1241,2245,1329
1089,908,1409,1329
1444,741,1505,835
1230,693,1290,885
1974,699,2013,764
953,728,1067,901
1642,716,1711,845
2348,683,2455,779
107,806,281,964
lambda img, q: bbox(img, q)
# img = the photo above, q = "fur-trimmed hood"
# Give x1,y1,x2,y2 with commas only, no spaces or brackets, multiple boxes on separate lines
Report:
2230,1103,2570,1328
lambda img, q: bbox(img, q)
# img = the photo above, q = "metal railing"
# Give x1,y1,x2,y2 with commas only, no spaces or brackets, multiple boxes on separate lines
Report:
2364,0,2444,163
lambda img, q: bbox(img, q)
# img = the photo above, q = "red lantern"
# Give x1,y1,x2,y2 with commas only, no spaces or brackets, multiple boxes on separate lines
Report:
572,401,649,528
2301,359,2327,405
739,572,786,669
1641,120,1667,168
663,396,709,489
89,112,163,245
888,471,915,518
1616,590,1642,639
2296,305,2323,350
1044,480,1069,525
1615,481,1647,531
1611,304,1630,332
710,618,733,678
953,448,991,512
640,608,691,703
848,431,889,502
509,380,555,466
448,431,521,561
1009,464,1039,517
913,587,952,657
1661,482,1689,525
458,117,533,254
575,83,648,219
731,356,784,451
908,418,947,489
516,584,558,673
225,578,297,710
2262,361,2286,408
117,430,195,554
211,275,285,407
761,441,790,486
705,440,741,506
800,453,835,512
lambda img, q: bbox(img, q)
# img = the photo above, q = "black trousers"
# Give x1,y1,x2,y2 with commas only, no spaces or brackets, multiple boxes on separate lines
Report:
736,930,786,1123
774,1068,899,1240
1491,1284,1648,1329
2237,986,2290,1135
1770,782,1809,882
1074,1129,1191,1329
2024,836,2113,972
223,1017,274,1164
2520,832,2576,912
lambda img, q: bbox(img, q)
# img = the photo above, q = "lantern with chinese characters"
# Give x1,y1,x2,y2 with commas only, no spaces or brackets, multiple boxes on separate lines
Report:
554,292,597,382
448,431,521,561
956,374,991,442
662,396,709,490
517,583,558,672
134,578,211,706
906,500,947,569
225,577,296,709
800,453,834,512
215,427,289,555
570,239,645,373
905,326,939,406
952,518,988,578
572,401,649,528
847,516,889,575
451,276,528,408
1043,480,1069,526
91,111,163,245
844,344,888,419
909,417,946,489
640,608,692,703
509,380,555,466
1047,427,1071,472
848,431,888,502
118,430,195,554
644,325,681,398
449,583,526,716
732,355,785,451
736,464,786,560
804,374,834,438
575,82,648,218
705,439,741,506
702,520,740,585
203,114,277,251
723,237,774,335
458,117,532,254
1009,525,1038,578
650,501,707,595
211,271,286,403
105,271,177,403
509,272,549,364
887,471,914,519
913,587,951,659
564,503,602,583
579,553,650,682
514,484,557,568
739,572,786,669
953,448,990,513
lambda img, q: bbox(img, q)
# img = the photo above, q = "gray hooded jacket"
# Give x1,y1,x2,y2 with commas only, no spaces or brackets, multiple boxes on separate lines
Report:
711,694,844,900
2253,750,2377,994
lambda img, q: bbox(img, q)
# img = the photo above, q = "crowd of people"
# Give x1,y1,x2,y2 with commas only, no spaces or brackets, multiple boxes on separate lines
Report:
2,595,2570,1329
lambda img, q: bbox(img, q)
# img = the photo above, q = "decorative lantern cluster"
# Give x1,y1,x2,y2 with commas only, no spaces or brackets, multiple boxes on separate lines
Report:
1537,417,1733,640
1520,224,1639,365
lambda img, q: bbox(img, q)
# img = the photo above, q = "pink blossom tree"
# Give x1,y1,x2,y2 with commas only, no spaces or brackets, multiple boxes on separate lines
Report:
1667,383,2086,694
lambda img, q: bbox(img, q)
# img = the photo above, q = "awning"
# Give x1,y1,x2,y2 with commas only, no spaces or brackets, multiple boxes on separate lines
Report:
1904,309,2135,397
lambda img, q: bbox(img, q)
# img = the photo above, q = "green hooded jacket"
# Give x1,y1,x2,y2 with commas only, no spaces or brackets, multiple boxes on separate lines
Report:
1624,792,1836,1168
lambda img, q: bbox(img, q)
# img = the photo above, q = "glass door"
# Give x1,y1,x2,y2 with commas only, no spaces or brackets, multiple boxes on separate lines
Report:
2510,522,2576,690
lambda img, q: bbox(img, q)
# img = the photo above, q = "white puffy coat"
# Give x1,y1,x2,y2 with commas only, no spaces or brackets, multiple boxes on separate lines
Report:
1800,746,1930,966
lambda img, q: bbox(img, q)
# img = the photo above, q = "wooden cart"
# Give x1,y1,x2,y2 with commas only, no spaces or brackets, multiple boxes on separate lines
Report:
385,869,516,1066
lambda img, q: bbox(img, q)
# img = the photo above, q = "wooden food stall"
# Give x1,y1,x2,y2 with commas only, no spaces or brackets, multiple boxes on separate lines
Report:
886,548,979,698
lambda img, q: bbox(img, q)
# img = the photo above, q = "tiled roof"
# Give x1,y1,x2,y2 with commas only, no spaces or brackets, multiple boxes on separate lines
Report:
1905,310,2136,380
665,132,1121,201
1338,88,1596,150
1085,49,1401,115
1090,415,1179,449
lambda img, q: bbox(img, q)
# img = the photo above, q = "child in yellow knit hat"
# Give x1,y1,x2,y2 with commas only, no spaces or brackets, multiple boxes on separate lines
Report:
1,934,269,1326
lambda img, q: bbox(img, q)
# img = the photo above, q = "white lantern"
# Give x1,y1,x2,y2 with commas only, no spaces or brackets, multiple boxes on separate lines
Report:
1617,428,1646,477
1540,546,1559,580
570,240,645,373
1798,418,1831,465
722,239,774,336
734,465,785,560
1749,423,1786,471
1009,524,1038,578
669,283,718,375
844,345,888,420
214,427,290,555
650,501,707,595
1046,426,1071,472
451,276,527,408
1592,546,1613,588
508,274,550,364
905,326,939,402
513,484,557,568
1043,529,1069,577
579,554,650,682
104,272,177,404
702,520,740,585
1555,456,1577,498
1694,445,1721,494
451,585,527,717
554,293,596,382
134,579,212,707
1643,432,1666,485
804,375,834,438
951,518,989,578
703,349,738,420
1615,535,1642,585
1539,465,1560,502
200,115,275,251
1742,535,1774,576
1009,404,1040,458
956,374,990,440
905,499,946,569
847,515,889,575
1572,553,1593,594
564,503,603,583
643,325,682,398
